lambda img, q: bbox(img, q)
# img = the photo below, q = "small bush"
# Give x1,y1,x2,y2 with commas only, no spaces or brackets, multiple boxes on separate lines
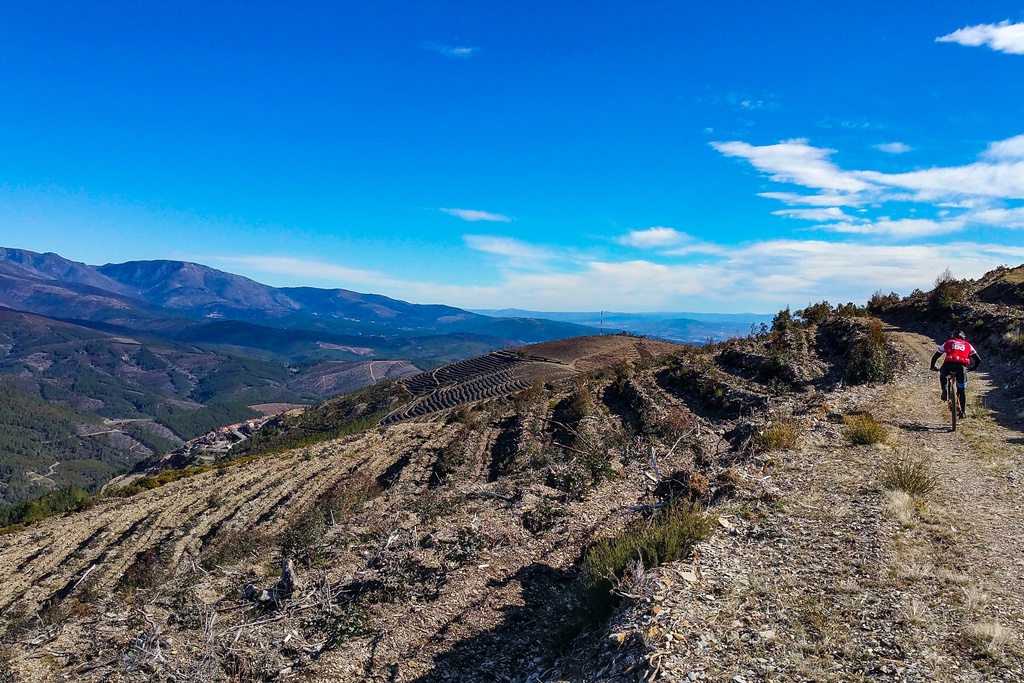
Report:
797,301,833,326
278,510,328,565
755,421,801,452
846,319,896,384
120,541,174,591
879,459,939,499
931,269,971,310
576,503,713,623
304,601,374,650
843,413,889,445
868,290,901,313
522,499,566,534
771,306,796,334
201,529,271,569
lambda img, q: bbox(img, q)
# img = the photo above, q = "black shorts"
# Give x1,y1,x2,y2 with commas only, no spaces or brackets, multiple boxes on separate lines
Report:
939,361,968,389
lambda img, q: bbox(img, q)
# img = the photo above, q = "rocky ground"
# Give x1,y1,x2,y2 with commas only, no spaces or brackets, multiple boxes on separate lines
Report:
561,330,1024,682
1,320,1022,683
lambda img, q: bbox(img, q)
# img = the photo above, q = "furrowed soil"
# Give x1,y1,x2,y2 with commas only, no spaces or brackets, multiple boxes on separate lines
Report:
1,327,1023,682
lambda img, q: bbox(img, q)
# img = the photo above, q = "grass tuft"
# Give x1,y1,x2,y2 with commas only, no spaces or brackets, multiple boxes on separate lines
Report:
843,413,889,445
879,458,939,499
755,420,801,452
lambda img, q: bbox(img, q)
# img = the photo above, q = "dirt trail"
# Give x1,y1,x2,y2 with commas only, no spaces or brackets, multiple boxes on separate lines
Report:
882,331,1024,620
596,329,1024,682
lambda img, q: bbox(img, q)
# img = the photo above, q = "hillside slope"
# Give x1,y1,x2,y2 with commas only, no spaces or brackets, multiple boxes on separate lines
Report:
1,267,1022,681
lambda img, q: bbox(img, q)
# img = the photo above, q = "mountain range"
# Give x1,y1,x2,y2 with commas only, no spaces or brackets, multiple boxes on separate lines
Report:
474,308,776,343
0,247,594,505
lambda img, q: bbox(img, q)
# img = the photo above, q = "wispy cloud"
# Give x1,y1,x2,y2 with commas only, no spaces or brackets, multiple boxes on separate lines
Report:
758,191,866,207
725,92,779,111
937,20,1024,55
773,207,850,222
423,42,480,58
711,139,875,192
826,218,965,238
205,234,1024,313
982,134,1024,160
713,134,1024,232
619,226,689,248
857,160,1024,200
440,208,512,222
463,235,554,268
967,207,1024,229
875,142,912,154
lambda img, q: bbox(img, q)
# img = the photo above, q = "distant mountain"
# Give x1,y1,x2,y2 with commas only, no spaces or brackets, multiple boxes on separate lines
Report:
0,247,597,503
473,308,776,343
0,248,593,345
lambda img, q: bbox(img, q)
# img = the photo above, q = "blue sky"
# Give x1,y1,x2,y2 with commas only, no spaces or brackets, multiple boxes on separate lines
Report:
2,1,1024,312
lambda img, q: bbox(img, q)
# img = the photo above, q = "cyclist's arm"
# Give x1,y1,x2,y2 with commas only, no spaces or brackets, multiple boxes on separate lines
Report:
970,350,981,371
930,351,943,371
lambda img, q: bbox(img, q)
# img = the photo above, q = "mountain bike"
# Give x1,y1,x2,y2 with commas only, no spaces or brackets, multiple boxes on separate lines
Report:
947,374,959,432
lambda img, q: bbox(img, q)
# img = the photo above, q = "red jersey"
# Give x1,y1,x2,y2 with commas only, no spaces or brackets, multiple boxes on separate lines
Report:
938,339,975,365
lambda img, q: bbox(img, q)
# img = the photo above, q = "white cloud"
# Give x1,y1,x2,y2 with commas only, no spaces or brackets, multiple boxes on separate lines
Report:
423,43,480,58
875,142,912,154
758,191,866,207
826,218,965,238
723,134,1024,207
208,238,1024,313
982,134,1024,160
463,235,555,267
773,207,849,222
440,208,512,222
619,226,689,248
967,207,1024,228
937,21,1024,55
711,139,876,192
857,160,1024,200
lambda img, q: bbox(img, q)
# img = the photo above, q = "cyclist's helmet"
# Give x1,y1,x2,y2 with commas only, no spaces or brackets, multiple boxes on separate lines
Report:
955,330,966,339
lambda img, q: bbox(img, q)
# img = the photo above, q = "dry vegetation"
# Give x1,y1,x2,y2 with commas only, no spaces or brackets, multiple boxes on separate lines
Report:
2,270,1024,682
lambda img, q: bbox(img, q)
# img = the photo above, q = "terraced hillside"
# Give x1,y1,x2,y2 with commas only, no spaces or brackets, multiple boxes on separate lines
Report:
0,319,917,682
383,335,677,424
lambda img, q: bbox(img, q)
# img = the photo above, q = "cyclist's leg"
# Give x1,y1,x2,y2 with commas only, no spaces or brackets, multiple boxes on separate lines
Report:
956,365,968,417
939,363,951,401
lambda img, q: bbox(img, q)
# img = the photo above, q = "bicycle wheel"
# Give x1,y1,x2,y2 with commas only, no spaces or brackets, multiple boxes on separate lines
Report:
948,376,957,432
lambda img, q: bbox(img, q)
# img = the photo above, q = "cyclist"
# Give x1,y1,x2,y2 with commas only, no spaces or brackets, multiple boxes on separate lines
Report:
930,331,981,419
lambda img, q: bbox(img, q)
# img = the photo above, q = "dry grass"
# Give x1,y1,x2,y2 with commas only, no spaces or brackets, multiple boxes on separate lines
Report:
755,420,802,452
962,585,990,612
900,598,930,626
879,458,939,499
883,489,920,527
843,413,889,445
964,621,1015,657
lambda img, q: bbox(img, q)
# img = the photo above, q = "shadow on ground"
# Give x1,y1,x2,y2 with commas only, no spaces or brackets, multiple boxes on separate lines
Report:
409,563,577,683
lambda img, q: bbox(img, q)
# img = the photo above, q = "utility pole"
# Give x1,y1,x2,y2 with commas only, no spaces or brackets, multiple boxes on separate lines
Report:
600,310,604,335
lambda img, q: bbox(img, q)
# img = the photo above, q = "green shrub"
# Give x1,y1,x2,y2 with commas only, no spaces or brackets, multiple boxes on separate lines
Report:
771,306,796,334
868,290,901,313
843,413,889,445
931,269,970,310
576,503,713,623
879,459,939,499
796,301,833,326
278,510,328,565
120,540,174,590
847,319,896,384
